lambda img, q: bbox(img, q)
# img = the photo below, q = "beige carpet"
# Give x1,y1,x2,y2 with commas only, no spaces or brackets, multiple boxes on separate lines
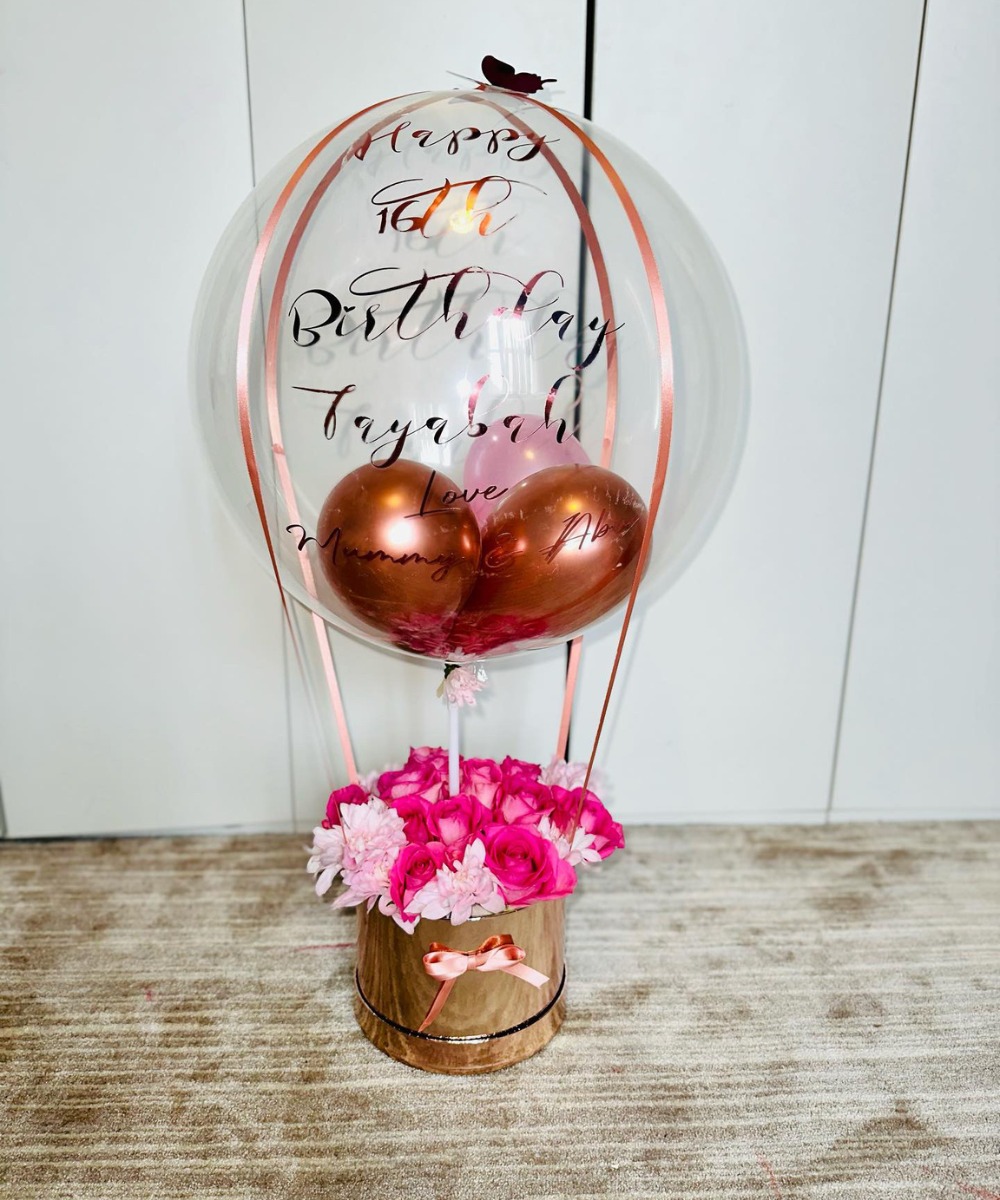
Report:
1,822,998,1199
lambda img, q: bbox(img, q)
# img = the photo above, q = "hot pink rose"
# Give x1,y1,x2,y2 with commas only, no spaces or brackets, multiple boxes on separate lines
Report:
547,785,583,831
550,787,624,859
407,745,449,769
388,794,433,843
495,777,557,827
378,748,448,804
389,842,447,924
499,755,542,784
482,824,576,906
460,757,503,807
426,793,491,850
325,783,369,827
576,794,625,859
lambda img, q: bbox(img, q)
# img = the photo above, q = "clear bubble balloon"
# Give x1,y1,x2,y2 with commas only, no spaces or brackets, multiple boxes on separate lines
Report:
192,88,748,661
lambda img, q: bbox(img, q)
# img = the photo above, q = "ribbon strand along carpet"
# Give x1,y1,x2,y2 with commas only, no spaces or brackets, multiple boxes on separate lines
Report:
1,821,998,1199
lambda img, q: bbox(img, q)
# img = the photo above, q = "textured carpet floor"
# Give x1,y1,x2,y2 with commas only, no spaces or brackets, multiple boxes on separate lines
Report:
1,822,998,1199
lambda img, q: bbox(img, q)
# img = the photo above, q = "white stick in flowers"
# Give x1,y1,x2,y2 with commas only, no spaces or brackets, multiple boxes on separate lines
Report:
437,663,488,797
448,699,460,798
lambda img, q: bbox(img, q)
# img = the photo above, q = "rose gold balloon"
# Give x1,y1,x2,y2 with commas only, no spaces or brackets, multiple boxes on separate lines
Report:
316,461,481,652
449,465,648,656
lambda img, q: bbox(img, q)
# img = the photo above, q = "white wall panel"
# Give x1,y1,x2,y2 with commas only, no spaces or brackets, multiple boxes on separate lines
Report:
0,2,291,835
8,2,990,836
245,0,587,179
833,0,1000,820
243,0,588,825
573,1,924,821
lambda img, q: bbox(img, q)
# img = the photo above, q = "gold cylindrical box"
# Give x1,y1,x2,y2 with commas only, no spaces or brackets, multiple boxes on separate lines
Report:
354,899,566,1074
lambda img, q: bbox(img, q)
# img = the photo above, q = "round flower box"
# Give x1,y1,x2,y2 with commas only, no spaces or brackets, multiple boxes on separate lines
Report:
307,746,622,1073
354,899,565,1074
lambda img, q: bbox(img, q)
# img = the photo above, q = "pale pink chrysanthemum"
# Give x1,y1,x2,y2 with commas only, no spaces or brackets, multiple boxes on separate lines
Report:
307,825,346,896
537,814,602,867
376,892,402,922
332,799,407,910
407,838,505,925
540,757,593,792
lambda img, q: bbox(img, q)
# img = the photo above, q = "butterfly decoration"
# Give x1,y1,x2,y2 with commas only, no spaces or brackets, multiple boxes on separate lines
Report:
481,55,556,95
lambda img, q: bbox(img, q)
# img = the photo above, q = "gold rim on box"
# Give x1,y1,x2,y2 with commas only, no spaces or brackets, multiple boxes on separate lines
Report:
355,965,567,1044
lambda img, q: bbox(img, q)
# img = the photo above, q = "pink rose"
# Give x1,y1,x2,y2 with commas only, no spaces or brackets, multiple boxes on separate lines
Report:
460,758,503,806
388,794,433,843
389,842,447,924
495,777,556,827
482,824,576,906
576,793,625,859
324,783,369,827
548,785,583,831
407,745,449,769
426,793,491,850
549,787,624,859
406,838,504,925
378,748,448,803
499,755,542,784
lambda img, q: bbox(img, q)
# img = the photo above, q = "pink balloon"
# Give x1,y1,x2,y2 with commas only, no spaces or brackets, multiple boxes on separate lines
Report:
463,413,590,524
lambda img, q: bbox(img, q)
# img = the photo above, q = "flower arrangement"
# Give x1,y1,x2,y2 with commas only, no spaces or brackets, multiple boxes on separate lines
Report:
307,746,624,931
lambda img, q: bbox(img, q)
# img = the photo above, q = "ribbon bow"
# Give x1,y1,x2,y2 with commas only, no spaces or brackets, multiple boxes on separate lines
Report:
418,934,549,1033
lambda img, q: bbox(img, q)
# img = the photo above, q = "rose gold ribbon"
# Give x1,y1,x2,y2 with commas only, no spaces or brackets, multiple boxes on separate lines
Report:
468,93,620,466
556,635,583,760
236,92,432,791
238,90,672,804
466,94,619,759
256,95,446,789
517,96,675,825
261,91,620,768
476,93,672,772
418,934,549,1033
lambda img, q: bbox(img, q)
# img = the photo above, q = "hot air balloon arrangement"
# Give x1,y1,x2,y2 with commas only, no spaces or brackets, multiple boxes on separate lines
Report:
193,58,748,1072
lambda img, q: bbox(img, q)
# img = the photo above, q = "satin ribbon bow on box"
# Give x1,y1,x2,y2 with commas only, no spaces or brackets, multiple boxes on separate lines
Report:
418,934,549,1033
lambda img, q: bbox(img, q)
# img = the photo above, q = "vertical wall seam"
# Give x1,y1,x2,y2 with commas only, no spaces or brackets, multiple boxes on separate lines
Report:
583,0,596,120
241,0,258,186
565,0,598,759
825,0,929,821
